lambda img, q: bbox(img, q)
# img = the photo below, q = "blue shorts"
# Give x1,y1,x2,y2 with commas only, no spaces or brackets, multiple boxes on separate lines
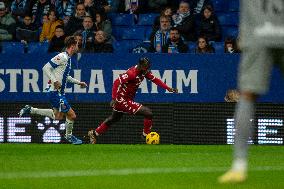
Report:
48,91,71,113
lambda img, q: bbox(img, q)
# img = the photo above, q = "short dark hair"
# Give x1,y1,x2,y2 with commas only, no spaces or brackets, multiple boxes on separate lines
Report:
55,25,64,30
24,14,32,18
76,2,84,9
64,36,77,48
138,57,151,68
161,6,172,16
83,15,93,21
47,9,58,19
170,27,179,32
73,31,82,37
160,15,171,22
203,5,214,13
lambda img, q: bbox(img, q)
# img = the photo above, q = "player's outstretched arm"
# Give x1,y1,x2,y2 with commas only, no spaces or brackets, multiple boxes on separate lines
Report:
151,77,178,93
67,76,88,88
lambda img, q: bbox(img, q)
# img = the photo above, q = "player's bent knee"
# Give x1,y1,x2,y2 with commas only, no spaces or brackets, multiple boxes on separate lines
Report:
144,109,153,119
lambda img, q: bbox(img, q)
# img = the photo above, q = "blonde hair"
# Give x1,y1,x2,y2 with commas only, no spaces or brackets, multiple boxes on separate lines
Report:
224,89,240,102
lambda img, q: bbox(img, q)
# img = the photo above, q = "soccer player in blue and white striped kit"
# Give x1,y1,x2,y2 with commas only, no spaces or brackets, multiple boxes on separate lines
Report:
19,36,87,145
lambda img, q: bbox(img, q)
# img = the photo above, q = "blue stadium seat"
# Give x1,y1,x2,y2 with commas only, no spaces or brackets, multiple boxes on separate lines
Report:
108,13,134,26
113,40,142,53
226,12,239,26
217,13,227,25
28,42,49,54
212,42,224,54
144,26,153,41
112,26,127,39
228,0,240,12
121,27,145,40
188,42,196,53
1,42,25,54
212,0,228,12
223,26,239,39
217,12,239,26
137,14,158,26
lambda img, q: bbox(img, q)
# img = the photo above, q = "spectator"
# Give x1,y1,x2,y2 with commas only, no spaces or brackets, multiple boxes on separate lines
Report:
84,0,110,18
118,0,148,14
11,0,32,21
224,37,240,54
108,0,119,12
54,0,75,21
162,27,188,53
48,25,65,52
42,14,48,24
195,36,214,53
2,0,13,10
94,11,112,39
167,0,179,11
172,1,196,41
64,3,89,36
0,2,16,41
16,14,38,42
153,6,173,32
72,31,84,62
224,89,240,102
39,9,63,42
149,15,171,53
73,31,83,52
93,30,113,53
31,0,53,27
148,0,168,13
190,0,213,15
80,16,95,52
197,5,221,41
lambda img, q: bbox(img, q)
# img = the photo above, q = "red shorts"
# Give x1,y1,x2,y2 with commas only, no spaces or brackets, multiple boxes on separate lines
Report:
113,99,142,114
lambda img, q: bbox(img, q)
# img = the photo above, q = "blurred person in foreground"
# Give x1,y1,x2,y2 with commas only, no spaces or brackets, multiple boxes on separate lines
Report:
19,36,88,145
219,0,284,183
86,57,178,144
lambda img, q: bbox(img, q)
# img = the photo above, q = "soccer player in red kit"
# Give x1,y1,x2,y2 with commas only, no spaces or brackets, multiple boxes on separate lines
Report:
87,57,178,144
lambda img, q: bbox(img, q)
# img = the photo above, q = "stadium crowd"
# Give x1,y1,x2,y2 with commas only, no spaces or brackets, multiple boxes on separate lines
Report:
0,0,240,54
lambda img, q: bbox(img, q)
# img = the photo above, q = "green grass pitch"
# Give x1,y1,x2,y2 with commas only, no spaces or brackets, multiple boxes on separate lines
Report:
0,144,283,189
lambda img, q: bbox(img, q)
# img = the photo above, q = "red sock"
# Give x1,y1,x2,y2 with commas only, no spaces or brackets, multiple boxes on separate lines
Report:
143,118,152,135
95,123,109,135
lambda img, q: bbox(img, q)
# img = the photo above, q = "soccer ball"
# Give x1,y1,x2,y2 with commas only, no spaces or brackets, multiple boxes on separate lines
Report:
146,132,160,144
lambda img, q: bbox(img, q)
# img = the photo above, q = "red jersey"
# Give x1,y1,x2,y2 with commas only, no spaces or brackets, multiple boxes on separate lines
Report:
112,66,170,101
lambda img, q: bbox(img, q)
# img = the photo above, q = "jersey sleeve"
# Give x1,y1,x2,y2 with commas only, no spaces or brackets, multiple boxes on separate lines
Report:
49,53,68,68
146,71,171,90
112,78,120,99
145,71,155,81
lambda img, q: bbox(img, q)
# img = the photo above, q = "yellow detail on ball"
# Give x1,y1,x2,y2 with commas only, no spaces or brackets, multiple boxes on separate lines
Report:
146,132,160,144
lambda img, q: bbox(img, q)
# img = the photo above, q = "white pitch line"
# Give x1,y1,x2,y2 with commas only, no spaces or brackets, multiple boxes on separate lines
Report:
0,166,284,179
